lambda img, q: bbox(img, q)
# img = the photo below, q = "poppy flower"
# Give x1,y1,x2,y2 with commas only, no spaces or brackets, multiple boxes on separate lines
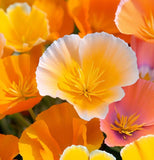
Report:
100,79,154,146
0,2,49,52
115,0,154,43
36,32,139,120
0,53,41,119
19,102,104,160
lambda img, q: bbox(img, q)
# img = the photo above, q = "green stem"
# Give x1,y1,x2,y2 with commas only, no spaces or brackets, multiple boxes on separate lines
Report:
28,108,36,122
11,113,31,127
0,117,13,134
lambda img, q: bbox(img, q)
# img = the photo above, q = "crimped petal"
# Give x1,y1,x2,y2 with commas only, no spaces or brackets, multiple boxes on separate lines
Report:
60,145,89,160
79,32,139,88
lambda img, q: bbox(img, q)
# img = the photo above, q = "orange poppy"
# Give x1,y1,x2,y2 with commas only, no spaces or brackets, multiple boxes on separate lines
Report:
0,53,42,119
19,102,104,160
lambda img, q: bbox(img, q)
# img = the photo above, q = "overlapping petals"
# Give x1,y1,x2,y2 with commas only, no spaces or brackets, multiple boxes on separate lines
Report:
36,32,139,120
0,134,19,160
100,79,154,146
67,0,120,35
0,54,41,118
60,145,115,160
19,102,104,160
34,0,74,41
0,2,49,52
121,135,154,159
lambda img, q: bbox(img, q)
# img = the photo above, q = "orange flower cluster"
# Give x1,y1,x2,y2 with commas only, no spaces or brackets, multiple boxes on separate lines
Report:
0,0,153,160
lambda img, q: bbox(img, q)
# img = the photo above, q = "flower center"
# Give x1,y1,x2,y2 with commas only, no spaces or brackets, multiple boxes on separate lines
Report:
140,11,154,40
2,77,38,104
111,108,145,139
58,61,105,102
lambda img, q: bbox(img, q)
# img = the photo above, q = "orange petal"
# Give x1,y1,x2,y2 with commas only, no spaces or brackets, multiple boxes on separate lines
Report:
115,0,154,42
0,134,19,160
34,0,74,41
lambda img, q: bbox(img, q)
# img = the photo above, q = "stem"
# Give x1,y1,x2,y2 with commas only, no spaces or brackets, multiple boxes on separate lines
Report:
0,118,13,134
28,108,36,122
11,113,31,127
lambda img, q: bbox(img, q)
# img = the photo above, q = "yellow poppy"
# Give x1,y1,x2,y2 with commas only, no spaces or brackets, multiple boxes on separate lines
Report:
0,2,49,52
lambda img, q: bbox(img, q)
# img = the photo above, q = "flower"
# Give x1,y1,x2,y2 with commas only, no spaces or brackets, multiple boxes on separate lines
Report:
0,2,49,52
0,53,41,119
0,134,19,160
60,145,115,160
121,135,154,160
36,32,139,120
100,79,154,147
19,102,104,160
34,0,74,41
115,0,154,42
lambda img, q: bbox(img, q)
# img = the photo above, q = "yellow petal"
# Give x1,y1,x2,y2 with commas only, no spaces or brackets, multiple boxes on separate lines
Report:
90,150,115,160
60,145,89,160
121,135,154,160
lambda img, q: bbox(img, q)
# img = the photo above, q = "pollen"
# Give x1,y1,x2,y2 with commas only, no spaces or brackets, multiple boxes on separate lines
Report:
111,108,145,139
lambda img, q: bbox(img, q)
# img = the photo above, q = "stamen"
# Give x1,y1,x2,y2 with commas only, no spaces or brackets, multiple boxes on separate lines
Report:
58,60,105,101
111,107,145,139
2,77,38,105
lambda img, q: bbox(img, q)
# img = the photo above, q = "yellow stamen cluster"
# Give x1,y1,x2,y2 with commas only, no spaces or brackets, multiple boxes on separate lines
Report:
58,61,105,102
2,77,38,105
111,108,145,139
